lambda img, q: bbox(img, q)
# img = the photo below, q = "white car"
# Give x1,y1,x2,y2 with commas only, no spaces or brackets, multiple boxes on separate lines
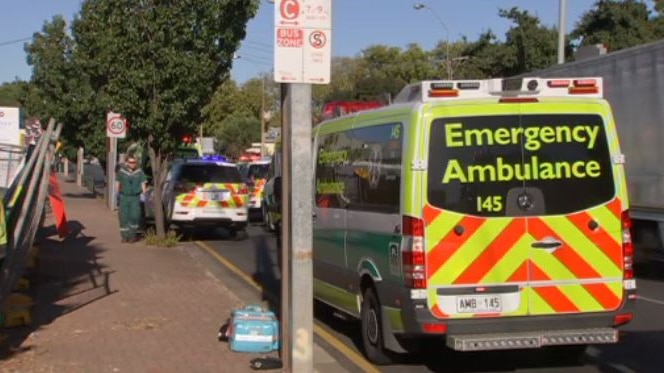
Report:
146,157,249,235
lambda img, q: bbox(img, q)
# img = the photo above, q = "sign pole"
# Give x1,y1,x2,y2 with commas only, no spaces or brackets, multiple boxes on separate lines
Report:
274,1,330,371
107,136,117,210
281,82,314,373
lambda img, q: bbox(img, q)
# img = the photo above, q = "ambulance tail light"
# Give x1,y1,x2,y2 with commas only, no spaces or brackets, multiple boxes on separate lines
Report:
622,210,634,280
613,312,634,327
569,79,599,94
402,215,427,289
547,79,571,88
428,82,459,98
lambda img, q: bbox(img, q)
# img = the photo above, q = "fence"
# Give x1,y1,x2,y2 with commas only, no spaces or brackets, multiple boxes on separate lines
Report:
0,143,24,190
0,119,62,312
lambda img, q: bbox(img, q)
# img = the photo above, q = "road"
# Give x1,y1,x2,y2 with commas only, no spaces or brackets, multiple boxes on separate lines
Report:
193,224,664,373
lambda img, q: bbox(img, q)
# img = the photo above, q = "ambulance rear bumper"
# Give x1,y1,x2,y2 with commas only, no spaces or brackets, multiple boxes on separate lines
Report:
446,328,617,351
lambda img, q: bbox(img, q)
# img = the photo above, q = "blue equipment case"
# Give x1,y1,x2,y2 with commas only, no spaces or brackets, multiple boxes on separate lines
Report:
228,305,279,353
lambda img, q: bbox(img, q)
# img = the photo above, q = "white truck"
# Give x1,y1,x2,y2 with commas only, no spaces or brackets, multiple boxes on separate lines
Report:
521,39,664,263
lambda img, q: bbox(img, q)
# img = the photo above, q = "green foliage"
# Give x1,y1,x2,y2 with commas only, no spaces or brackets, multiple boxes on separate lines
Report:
70,0,259,153
214,112,260,158
144,228,181,247
0,82,27,106
498,7,561,76
572,0,664,52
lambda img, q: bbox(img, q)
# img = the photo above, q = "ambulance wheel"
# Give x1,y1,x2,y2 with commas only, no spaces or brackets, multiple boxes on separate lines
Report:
361,288,393,365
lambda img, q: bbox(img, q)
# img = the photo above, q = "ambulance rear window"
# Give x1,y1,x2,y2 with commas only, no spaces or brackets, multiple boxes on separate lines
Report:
178,164,242,184
427,114,615,217
247,164,269,180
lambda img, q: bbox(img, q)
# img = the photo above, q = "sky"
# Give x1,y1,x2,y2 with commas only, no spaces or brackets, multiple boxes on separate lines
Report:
0,0,598,85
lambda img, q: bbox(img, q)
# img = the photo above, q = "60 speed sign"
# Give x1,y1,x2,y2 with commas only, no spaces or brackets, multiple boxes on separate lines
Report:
106,112,127,138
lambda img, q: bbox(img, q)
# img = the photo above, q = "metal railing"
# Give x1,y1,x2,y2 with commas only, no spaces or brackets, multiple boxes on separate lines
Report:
0,119,62,310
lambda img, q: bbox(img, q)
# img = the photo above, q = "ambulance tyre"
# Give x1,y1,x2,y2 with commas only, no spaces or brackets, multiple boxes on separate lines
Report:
361,288,393,365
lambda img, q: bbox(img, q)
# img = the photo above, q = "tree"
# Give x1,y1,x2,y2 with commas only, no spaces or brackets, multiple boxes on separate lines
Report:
0,81,27,106
71,0,259,238
214,112,260,158
498,7,561,76
572,0,664,52
22,15,108,165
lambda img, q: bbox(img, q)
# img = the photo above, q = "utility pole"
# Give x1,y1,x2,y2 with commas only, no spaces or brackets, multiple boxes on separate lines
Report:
260,77,267,157
558,0,567,64
414,3,452,79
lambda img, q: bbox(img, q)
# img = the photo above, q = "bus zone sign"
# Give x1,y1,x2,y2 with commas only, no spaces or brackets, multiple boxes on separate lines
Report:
274,0,331,84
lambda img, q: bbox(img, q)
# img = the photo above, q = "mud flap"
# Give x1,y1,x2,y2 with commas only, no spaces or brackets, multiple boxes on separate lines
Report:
381,305,407,353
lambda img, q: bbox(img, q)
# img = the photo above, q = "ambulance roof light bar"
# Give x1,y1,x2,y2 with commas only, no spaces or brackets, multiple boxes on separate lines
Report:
392,77,604,104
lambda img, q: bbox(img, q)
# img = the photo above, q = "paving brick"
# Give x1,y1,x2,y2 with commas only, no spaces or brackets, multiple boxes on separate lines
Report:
0,178,275,372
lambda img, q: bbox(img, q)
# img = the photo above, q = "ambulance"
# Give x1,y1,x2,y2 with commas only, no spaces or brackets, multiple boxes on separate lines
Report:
241,158,271,217
311,77,636,364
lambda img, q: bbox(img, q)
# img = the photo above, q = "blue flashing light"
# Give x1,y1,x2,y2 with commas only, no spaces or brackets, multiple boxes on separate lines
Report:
201,154,227,162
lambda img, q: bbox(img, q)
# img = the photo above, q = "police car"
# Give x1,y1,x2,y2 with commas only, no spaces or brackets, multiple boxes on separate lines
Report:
152,155,249,235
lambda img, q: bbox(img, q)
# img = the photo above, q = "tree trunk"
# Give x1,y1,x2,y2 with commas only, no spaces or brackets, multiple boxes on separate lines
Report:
148,140,169,239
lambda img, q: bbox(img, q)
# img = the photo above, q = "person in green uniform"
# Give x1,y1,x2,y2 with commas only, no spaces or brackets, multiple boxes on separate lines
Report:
116,156,147,243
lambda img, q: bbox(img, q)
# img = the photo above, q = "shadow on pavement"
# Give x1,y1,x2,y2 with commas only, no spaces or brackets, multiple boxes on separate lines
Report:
0,220,116,361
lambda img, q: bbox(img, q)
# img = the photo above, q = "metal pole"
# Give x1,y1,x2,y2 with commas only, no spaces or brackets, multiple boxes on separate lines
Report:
558,0,567,64
414,4,452,79
76,147,84,187
280,82,291,372
261,77,266,157
107,137,117,210
280,82,314,372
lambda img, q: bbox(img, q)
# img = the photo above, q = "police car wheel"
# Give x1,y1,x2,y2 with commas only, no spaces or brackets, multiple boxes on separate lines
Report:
361,288,392,365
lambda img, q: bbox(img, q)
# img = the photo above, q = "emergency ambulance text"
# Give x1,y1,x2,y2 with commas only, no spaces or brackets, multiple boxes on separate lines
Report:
441,122,605,184
445,122,600,151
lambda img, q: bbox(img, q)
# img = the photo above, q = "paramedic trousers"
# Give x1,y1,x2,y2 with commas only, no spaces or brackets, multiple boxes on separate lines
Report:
119,194,142,241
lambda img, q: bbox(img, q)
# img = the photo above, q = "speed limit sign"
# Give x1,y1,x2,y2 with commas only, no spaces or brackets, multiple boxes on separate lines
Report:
106,112,127,138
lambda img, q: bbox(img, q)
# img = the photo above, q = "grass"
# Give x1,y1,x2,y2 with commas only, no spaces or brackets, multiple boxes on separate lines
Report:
143,228,181,247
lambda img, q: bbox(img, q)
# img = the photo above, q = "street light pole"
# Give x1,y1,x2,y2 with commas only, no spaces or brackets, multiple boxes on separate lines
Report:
414,3,451,79
558,0,567,64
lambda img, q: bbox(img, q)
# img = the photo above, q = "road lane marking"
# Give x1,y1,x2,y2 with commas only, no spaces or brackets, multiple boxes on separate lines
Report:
194,241,381,373
637,295,664,306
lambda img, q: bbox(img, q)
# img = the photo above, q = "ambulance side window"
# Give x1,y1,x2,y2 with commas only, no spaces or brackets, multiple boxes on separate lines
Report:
347,123,403,214
315,131,354,209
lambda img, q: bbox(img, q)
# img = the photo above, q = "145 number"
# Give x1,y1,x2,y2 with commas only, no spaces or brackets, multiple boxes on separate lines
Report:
477,196,503,213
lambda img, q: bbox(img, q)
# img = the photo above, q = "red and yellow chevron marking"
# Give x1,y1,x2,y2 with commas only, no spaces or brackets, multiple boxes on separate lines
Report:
423,197,624,319
251,178,267,200
176,183,248,208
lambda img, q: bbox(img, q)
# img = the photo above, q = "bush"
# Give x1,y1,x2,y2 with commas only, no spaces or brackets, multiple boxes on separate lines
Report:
144,228,181,247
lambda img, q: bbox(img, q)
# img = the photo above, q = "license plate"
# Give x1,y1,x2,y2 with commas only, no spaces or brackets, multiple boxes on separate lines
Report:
456,295,502,313
206,191,229,201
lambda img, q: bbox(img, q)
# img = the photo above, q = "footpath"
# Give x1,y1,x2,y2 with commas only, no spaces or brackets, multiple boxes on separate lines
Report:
0,176,349,373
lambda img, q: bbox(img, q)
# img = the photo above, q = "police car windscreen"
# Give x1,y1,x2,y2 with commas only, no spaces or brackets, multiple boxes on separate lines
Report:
427,114,615,217
179,164,243,184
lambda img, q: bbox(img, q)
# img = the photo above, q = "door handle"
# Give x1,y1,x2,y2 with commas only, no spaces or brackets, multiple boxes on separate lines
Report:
531,240,562,249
